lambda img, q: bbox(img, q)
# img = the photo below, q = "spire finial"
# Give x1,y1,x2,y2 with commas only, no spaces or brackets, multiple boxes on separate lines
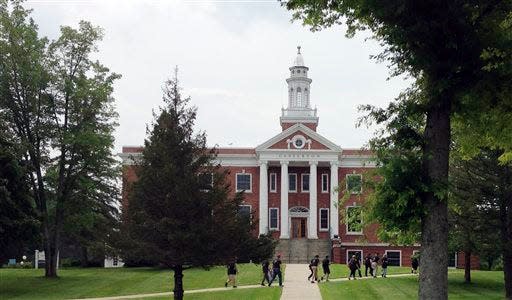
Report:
297,46,301,54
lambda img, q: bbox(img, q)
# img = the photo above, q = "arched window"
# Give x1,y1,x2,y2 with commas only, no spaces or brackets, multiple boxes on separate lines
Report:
296,87,302,107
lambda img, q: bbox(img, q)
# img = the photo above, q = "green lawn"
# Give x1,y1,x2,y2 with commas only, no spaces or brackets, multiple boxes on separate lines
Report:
325,264,412,279
134,287,282,300
0,264,267,300
319,270,504,300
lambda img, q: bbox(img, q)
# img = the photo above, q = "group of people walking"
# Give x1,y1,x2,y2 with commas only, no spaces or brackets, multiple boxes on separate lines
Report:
225,255,284,288
225,253,420,288
348,253,388,280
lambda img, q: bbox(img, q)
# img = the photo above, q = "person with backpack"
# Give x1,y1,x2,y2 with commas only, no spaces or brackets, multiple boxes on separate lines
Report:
224,260,238,288
320,255,331,282
364,253,372,277
269,255,283,287
261,259,270,286
310,255,320,283
348,255,358,280
381,254,388,278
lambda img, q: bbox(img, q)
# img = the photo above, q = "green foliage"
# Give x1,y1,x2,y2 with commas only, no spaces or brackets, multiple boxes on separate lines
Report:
0,0,120,276
122,70,274,270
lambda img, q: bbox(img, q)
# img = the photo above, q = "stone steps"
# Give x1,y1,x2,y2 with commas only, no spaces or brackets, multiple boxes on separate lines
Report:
275,239,331,263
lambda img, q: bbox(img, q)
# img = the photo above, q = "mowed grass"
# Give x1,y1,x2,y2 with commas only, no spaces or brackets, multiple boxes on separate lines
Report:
134,287,282,300
0,264,266,300
319,270,504,300
324,264,412,279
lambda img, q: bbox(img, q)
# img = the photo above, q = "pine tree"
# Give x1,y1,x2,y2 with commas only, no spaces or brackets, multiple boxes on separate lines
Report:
124,70,261,300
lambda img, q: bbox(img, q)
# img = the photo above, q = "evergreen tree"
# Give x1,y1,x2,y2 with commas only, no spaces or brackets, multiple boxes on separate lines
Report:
124,70,266,300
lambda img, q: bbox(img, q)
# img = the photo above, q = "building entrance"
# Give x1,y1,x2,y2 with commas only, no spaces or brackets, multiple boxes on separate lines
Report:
291,217,307,239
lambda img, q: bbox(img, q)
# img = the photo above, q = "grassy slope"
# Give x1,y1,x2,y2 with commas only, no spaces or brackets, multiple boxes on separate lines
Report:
0,264,264,300
134,287,282,300
319,270,504,300
326,264,412,279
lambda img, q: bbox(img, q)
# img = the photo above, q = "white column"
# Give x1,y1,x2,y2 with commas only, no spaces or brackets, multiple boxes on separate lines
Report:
308,161,318,239
280,160,289,239
258,160,268,236
330,161,339,238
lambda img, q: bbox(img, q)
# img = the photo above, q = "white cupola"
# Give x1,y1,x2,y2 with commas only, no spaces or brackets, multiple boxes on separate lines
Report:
280,46,319,131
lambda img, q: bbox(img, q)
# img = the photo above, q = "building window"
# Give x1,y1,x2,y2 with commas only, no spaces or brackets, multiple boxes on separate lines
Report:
236,173,252,192
385,250,401,267
238,205,251,220
321,174,329,193
347,250,363,265
346,206,363,234
319,208,329,231
289,173,297,192
269,173,277,193
346,174,362,194
302,174,310,192
198,172,213,191
269,208,279,230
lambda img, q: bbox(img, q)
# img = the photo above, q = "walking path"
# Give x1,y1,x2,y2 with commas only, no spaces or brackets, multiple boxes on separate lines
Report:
280,264,322,300
70,267,418,300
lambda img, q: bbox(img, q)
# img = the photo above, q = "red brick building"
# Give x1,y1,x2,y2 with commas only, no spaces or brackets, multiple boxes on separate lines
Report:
120,47,478,269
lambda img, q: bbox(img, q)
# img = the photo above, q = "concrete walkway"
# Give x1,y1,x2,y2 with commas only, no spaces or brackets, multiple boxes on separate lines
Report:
70,284,264,300
280,264,322,300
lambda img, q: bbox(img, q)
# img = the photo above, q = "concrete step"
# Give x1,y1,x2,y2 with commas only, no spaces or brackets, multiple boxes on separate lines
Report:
275,239,331,263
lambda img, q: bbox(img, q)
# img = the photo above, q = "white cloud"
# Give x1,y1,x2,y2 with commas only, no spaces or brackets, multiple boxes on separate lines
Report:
26,0,412,151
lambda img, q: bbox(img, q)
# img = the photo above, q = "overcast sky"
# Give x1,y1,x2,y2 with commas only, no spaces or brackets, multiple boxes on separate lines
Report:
26,0,411,152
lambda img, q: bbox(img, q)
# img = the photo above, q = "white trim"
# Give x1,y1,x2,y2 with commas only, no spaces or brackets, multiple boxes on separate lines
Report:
321,174,329,193
385,250,402,267
236,173,252,193
346,173,363,194
346,205,363,235
340,242,391,247
269,173,277,193
255,123,342,152
238,204,252,217
301,173,310,193
346,249,363,265
269,207,279,230
319,208,329,231
288,173,297,192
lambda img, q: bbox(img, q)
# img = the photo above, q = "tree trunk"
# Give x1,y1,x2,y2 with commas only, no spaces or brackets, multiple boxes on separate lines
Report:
81,246,89,268
173,265,184,300
419,98,451,300
464,251,471,283
502,168,512,300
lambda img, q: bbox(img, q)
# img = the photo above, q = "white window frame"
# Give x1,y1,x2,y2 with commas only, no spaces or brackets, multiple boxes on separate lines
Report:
269,173,277,193
288,173,297,192
301,173,310,193
385,250,402,267
321,174,329,193
346,205,363,235
236,173,252,193
346,249,363,265
319,208,329,231
346,173,363,194
269,207,279,230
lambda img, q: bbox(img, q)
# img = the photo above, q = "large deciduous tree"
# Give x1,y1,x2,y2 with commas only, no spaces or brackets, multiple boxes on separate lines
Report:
283,1,512,298
123,70,269,300
0,0,120,277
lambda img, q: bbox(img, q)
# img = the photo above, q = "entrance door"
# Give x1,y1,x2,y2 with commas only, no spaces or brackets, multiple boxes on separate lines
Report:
291,217,307,239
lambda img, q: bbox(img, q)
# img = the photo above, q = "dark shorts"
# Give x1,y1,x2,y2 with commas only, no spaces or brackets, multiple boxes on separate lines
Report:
323,267,330,274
